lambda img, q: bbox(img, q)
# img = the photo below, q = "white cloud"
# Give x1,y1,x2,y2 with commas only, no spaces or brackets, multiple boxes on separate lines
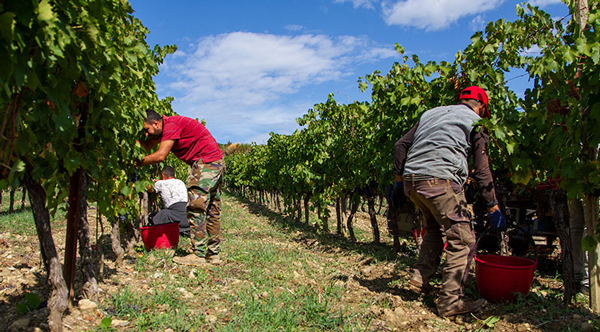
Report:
284,24,305,32
527,0,562,7
470,15,487,31
167,32,355,106
159,31,398,143
520,44,542,57
333,0,378,9
381,0,503,31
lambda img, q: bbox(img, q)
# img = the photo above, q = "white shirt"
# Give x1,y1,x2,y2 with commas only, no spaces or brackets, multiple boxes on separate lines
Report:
154,178,188,208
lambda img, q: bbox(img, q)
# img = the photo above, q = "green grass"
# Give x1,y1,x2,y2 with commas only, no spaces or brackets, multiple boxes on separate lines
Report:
96,191,374,331
0,188,68,237
102,285,206,331
0,188,36,236
221,284,354,332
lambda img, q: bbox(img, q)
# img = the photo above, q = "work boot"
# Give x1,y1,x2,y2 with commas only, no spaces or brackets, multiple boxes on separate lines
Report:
173,254,206,266
438,299,486,317
206,254,222,265
407,279,433,293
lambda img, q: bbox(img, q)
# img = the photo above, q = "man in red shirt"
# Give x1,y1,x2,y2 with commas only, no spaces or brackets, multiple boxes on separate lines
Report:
138,109,225,266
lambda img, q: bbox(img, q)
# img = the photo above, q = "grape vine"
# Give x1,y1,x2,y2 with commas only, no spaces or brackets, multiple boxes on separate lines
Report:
225,0,600,310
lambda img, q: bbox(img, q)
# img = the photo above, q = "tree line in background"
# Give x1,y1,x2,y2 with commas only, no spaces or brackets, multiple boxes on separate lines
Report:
223,0,600,312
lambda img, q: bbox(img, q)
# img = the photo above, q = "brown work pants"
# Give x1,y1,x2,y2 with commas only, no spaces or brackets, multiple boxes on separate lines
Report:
404,177,475,314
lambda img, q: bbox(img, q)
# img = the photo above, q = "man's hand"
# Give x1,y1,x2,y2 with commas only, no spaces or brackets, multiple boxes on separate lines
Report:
489,210,507,231
391,181,406,209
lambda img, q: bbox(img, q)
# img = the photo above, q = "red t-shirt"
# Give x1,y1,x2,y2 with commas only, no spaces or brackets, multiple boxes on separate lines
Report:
161,115,223,165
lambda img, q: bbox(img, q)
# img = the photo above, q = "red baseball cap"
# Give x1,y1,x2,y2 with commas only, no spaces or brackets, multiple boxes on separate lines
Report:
459,86,489,118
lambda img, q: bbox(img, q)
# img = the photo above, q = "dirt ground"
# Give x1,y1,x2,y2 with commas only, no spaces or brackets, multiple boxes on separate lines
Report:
0,195,598,331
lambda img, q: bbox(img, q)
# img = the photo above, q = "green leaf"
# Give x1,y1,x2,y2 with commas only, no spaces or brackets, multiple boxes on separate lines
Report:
99,317,112,329
9,159,25,176
63,151,81,174
37,0,55,22
134,180,151,193
493,127,506,141
590,44,600,64
563,47,576,64
16,303,29,314
485,316,501,327
588,101,600,122
120,185,132,197
516,4,524,17
87,24,99,43
583,235,597,252
358,81,368,93
483,43,496,54
7,160,26,188
394,43,404,55
511,169,533,186
574,37,587,55
24,292,41,310
0,12,15,41
505,141,515,155
16,292,41,313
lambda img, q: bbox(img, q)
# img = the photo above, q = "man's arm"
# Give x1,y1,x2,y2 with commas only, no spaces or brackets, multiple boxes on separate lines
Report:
137,140,175,166
393,121,419,182
470,128,499,212
137,137,162,151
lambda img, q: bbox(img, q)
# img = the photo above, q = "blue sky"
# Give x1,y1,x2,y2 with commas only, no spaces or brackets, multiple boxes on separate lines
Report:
128,0,569,144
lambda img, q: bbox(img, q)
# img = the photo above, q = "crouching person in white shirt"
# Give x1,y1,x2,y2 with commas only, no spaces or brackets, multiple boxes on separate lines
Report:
148,166,190,237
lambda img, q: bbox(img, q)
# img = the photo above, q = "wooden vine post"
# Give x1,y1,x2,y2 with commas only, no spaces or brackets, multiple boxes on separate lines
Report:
572,0,600,313
584,194,599,312
64,92,88,300
64,169,83,300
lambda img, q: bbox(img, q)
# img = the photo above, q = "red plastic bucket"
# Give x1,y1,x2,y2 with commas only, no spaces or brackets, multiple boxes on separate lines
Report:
140,222,180,251
475,254,537,303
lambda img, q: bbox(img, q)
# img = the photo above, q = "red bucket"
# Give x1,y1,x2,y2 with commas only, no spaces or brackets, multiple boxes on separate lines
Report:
140,222,180,251
475,254,537,303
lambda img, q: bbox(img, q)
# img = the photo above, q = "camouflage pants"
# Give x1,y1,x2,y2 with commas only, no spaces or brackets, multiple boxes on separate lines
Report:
187,159,225,258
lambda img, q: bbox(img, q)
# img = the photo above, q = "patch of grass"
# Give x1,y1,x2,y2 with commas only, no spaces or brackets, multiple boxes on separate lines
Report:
95,192,369,331
105,287,146,317
0,209,36,236
492,280,590,329
222,284,355,332
104,285,206,331
0,188,28,212
0,189,36,237
133,248,175,273
0,189,68,237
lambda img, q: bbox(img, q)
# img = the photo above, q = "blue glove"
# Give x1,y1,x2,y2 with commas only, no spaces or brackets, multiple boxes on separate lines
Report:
489,210,507,231
391,181,406,209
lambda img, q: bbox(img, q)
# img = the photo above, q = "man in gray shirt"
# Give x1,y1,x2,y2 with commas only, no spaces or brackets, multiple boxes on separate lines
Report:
393,86,506,317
